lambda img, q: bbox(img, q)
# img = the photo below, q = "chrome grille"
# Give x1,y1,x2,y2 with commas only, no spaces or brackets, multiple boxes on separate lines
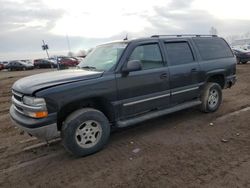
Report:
12,90,23,102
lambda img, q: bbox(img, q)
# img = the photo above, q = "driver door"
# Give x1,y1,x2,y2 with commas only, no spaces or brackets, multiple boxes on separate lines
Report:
115,42,170,119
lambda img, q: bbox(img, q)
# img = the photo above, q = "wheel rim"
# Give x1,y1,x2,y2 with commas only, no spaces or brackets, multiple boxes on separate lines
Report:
75,120,102,148
208,89,219,108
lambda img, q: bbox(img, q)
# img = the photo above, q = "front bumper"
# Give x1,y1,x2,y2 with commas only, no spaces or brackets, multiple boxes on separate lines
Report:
10,105,60,141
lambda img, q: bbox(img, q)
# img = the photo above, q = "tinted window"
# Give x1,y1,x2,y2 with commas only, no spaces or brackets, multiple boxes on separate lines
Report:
165,42,194,65
193,38,233,60
129,44,163,70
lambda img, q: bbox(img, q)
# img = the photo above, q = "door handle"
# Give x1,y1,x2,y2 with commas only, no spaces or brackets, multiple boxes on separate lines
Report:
160,73,167,79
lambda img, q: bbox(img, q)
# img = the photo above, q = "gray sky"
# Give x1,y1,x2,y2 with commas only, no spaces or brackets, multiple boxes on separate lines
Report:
1,0,250,60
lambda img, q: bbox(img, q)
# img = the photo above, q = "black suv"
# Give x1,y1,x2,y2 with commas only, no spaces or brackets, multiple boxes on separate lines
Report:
10,35,236,156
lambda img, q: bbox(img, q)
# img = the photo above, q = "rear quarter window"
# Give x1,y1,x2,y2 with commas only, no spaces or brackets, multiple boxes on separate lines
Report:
193,38,233,60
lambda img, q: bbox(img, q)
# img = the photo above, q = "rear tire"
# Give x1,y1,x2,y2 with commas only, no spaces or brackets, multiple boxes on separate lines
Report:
200,82,222,113
242,61,247,64
61,108,110,157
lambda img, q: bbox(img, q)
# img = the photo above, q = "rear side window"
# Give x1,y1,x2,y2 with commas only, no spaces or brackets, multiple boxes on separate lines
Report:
129,43,163,70
165,42,194,65
193,38,233,60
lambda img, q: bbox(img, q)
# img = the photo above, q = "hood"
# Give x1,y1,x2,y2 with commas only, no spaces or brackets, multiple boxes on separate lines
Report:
12,69,103,94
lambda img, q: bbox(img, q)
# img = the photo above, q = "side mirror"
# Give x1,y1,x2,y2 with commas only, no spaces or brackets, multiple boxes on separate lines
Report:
122,60,142,73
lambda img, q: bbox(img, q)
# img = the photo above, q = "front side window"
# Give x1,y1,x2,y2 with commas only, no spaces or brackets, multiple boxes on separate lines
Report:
165,42,194,65
129,43,163,70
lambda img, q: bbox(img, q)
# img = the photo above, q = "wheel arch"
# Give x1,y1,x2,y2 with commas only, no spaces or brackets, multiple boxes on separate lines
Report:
57,97,115,131
206,71,225,89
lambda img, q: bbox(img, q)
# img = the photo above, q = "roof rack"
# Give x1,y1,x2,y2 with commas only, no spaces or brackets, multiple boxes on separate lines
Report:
151,34,218,38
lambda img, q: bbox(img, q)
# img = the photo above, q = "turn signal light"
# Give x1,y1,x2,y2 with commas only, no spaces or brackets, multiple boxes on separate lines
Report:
26,111,48,118
34,111,48,118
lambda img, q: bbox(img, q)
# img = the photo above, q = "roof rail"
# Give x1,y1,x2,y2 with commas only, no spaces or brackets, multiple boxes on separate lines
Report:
151,34,218,38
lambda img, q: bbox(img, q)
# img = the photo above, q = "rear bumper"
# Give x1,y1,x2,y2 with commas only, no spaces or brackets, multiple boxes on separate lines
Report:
10,105,60,141
225,75,236,88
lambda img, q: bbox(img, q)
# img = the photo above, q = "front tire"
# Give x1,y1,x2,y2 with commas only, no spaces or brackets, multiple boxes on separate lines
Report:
61,108,110,157
200,82,222,113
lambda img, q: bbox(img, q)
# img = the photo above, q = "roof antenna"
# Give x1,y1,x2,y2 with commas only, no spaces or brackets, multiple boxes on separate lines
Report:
123,34,128,41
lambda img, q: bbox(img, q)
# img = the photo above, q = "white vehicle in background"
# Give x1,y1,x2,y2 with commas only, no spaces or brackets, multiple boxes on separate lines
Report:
232,46,250,64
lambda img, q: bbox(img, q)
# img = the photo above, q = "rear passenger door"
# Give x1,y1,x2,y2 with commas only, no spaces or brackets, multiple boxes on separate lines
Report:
163,40,200,105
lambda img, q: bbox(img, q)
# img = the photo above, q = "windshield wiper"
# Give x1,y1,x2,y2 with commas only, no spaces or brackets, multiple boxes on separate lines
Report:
81,66,97,70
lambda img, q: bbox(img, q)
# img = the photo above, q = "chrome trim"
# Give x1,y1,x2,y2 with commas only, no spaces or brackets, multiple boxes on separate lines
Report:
13,105,25,115
12,90,23,98
172,86,199,95
123,93,170,107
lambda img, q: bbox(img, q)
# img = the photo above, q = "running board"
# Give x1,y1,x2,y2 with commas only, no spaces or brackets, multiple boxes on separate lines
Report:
116,100,202,128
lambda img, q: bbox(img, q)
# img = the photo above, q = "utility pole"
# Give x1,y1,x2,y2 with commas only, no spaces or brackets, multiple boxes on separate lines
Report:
66,35,71,54
42,40,50,58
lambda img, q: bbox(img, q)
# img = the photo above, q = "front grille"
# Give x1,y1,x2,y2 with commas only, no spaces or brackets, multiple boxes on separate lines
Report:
12,90,23,102
12,90,25,115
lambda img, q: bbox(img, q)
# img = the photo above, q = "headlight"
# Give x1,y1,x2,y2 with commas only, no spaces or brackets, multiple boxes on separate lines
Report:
23,96,46,106
22,96,48,118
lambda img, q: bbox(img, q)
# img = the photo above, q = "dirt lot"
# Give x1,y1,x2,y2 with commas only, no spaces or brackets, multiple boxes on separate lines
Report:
0,66,250,188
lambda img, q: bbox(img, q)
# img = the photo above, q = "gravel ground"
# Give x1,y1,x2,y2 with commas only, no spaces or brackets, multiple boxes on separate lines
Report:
0,65,250,188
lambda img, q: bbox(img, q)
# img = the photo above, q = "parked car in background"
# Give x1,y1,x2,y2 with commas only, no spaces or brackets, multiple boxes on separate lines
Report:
48,57,57,64
6,60,34,71
1,61,9,69
232,48,250,64
34,59,57,68
74,56,85,62
0,63,4,70
21,60,33,65
58,56,79,68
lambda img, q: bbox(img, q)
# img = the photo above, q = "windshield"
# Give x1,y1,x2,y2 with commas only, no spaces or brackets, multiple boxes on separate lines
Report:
78,42,127,71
